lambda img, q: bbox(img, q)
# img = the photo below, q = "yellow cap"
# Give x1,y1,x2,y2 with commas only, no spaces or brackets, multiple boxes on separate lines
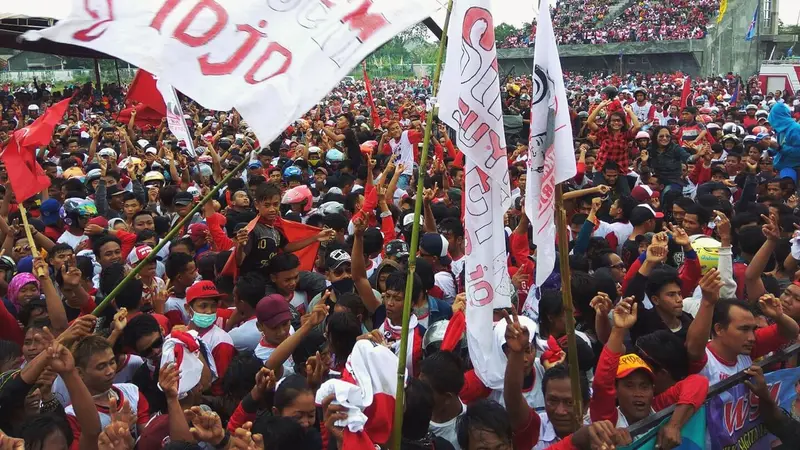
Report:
617,354,654,379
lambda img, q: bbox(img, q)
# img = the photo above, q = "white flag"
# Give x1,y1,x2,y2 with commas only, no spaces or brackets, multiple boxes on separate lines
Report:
438,0,512,390
24,0,441,145
525,1,577,287
156,79,196,157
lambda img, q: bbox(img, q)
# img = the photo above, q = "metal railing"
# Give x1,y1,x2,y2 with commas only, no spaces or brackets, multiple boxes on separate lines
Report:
626,342,800,444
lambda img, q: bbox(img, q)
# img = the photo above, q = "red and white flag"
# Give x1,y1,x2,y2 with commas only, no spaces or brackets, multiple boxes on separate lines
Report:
24,0,442,145
0,97,72,202
525,0,577,286
117,69,167,129
438,0,512,390
156,78,196,157
314,340,401,450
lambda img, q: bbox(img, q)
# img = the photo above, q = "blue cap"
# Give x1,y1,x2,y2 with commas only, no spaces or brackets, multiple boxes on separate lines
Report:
779,168,797,184
248,160,263,169
755,132,771,142
39,199,61,226
16,256,33,274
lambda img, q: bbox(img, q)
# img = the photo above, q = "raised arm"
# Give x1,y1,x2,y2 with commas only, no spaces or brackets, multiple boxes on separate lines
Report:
48,342,102,450
586,100,609,132
34,258,69,333
744,214,779,302
265,303,328,376
502,310,540,433
351,217,382,313
685,269,722,361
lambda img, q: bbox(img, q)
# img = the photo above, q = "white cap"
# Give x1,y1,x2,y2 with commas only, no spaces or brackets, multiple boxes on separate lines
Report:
137,139,150,148
28,104,39,110
98,148,117,159
145,147,157,155
403,213,423,227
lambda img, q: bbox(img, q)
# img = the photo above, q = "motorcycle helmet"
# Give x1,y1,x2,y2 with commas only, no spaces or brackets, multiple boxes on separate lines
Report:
0,256,16,284
61,198,97,227
283,166,302,179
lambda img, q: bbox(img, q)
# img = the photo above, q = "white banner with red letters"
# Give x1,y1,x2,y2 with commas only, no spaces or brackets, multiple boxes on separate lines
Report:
24,0,442,144
156,78,196,156
524,0,576,287
438,0,513,391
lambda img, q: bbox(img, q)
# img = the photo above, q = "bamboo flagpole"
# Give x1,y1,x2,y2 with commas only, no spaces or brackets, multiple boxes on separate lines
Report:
17,204,47,278
554,185,584,426
91,155,252,316
526,0,582,428
390,2,453,448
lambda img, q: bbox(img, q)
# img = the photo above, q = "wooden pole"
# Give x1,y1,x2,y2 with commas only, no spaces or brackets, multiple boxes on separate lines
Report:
91,155,251,316
17,204,46,278
390,3,453,448
114,60,122,86
93,59,101,89
554,183,584,426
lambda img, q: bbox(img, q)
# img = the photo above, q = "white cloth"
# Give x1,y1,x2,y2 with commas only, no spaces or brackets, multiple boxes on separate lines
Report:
438,0,513,392
387,131,414,176
524,0,576,286
160,330,205,396
25,0,442,146
314,340,402,433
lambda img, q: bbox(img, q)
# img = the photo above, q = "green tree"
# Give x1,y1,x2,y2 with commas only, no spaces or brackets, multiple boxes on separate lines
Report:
494,23,519,43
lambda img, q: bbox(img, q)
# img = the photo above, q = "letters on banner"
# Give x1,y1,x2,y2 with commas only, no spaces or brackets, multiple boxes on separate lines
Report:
438,1,512,391
25,0,443,144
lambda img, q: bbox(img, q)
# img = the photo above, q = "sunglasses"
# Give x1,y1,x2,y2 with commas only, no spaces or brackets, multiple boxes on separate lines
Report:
140,335,164,359
14,245,31,253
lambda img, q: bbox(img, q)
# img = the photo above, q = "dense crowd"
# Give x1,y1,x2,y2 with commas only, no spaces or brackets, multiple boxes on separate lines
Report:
552,0,611,45
497,0,720,47
0,66,799,450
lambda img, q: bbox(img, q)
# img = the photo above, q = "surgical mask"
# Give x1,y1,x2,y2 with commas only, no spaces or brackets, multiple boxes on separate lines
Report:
330,278,354,295
191,311,217,328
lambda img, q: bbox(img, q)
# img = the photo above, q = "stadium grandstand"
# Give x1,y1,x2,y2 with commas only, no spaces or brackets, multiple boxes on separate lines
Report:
496,0,790,78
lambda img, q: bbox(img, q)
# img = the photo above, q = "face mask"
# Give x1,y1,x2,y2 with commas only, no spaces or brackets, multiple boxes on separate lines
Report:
191,311,217,328
330,278,354,295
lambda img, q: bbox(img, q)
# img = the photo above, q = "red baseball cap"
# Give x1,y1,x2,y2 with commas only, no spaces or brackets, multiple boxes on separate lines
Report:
186,281,225,303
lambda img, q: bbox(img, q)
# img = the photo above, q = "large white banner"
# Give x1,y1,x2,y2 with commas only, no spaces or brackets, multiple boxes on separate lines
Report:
24,0,441,145
438,0,512,390
157,78,196,157
524,0,576,286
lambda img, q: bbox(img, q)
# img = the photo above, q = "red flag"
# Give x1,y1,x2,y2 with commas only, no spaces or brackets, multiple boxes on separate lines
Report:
362,62,381,129
1,97,71,202
221,216,321,278
680,76,692,109
118,70,166,128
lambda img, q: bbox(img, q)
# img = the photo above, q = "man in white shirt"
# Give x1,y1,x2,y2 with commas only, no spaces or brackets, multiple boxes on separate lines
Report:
686,273,799,384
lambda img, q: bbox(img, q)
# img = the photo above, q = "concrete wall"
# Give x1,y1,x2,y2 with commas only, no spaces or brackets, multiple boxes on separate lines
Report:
698,0,761,76
498,41,704,77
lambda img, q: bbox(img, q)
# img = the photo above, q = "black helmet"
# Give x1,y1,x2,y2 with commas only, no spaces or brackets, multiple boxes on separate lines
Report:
601,85,619,100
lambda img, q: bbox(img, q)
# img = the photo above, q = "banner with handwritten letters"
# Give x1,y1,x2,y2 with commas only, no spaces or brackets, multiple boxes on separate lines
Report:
156,78,196,157
438,0,512,390
24,0,442,144
524,0,577,286
707,367,800,450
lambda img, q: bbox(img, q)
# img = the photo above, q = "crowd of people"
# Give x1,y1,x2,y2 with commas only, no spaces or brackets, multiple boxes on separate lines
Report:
497,0,720,48
0,65,799,450
551,0,611,45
